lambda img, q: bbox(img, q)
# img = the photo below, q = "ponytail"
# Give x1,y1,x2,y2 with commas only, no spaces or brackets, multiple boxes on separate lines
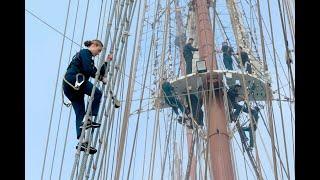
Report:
84,40,92,47
84,39,103,47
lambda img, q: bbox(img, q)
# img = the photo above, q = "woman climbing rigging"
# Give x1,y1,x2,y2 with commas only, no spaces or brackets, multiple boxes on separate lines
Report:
63,39,110,154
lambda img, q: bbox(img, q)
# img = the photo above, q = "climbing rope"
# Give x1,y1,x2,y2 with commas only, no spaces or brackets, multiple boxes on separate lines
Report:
266,0,291,178
113,0,145,179
126,16,153,178
58,108,72,180
70,0,123,176
25,9,81,47
89,1,137,177
85,0,136,177
39,0,72,178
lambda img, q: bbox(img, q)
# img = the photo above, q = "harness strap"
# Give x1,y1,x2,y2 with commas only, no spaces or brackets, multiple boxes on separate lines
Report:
63,73,85,91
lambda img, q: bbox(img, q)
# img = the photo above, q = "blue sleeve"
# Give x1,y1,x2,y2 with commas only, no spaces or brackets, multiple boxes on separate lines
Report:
79,49,97,78
186,44,198,51
190,45,198,51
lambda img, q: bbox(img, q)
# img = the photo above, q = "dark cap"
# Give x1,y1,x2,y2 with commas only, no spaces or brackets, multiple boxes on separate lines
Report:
189,38,194,41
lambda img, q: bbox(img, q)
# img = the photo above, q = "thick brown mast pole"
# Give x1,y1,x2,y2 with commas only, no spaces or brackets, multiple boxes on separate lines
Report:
193,0,235,179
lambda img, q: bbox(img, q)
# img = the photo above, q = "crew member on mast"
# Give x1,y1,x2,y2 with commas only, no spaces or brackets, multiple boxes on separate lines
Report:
241,105,260,150
161,78,193,129
227,83,261,150
185,87,204,127
63,39,112,154
227,84,244,122
236,46,252,74
183,38,198,74
221,41,234,70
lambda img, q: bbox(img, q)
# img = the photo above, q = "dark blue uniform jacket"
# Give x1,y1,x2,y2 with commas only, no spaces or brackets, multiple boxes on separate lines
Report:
65,49,107,85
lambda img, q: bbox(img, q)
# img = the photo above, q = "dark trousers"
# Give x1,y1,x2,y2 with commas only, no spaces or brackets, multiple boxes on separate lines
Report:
63,81,102,139
223,56,233,70
242,126,254,147
185,58,192,75
245,62,252,74
196,108,204,126
186,94,204,126
164,93,186,116
229,101,250,122
232,102,247,119
242,108,259,148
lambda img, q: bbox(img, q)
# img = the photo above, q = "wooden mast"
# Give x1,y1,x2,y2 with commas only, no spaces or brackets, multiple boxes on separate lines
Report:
193,0,235,179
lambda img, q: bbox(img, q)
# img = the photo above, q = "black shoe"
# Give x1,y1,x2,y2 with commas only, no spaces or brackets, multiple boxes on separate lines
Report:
76,142,97,154
79,119,101,129
177,116,183,124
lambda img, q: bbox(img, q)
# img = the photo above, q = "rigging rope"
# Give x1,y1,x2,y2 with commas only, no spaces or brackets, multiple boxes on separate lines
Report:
92,15,132,178
113,0,145,178
224,1,263,179
79,0,91,46
104,67,126,179
233,133,257,178
160,113,174,180
242,0,291,83
266,0,291,178
58,0,82,177
55,0,106,179
241,138,249,180
70,0,122,176
283,0,295,48
147,8,161,177
141,62,152,179
85,0,136,177
25,9,81,48
149,1,171,178
126,13,152,178
58,108,72,180
49,104,64,180
74,0,136,177
96,0,105,39
276,0,295,97
37,0,294,178
84,0,113,174
251,95,290,179
257,129,274,174
39,0,72,178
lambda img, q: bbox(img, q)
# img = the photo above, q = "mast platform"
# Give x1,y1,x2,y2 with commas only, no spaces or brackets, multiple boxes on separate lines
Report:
155,70,270,109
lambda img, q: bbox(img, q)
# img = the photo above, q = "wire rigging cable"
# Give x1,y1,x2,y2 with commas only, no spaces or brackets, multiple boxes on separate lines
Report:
39,0,73,178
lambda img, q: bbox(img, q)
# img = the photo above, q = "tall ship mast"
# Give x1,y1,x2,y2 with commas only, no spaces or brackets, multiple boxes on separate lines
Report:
34,0,295,179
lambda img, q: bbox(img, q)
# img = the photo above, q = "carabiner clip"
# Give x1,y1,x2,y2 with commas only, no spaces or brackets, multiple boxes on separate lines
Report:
75,73,85,90
110,90,121,108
